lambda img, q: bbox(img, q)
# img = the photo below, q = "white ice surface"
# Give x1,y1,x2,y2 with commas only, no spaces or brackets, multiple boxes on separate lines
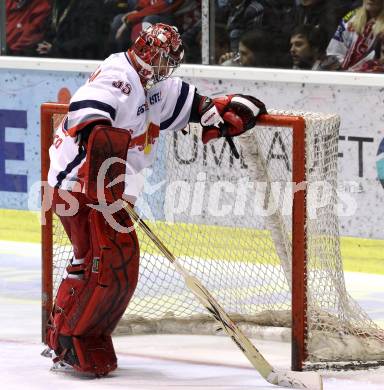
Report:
1,240,384,389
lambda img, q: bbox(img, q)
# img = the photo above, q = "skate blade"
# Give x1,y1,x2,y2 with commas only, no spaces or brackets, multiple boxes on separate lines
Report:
51,360,75,373
50,360,99,378
41,347,53,358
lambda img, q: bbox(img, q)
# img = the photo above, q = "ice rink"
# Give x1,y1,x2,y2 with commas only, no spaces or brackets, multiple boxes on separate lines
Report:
1,240,384,390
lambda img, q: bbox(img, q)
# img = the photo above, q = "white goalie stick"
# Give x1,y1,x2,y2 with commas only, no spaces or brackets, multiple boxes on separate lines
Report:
123,202,323,390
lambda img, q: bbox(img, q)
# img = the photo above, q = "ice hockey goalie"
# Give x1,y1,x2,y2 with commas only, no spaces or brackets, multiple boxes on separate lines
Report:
43,23,266,376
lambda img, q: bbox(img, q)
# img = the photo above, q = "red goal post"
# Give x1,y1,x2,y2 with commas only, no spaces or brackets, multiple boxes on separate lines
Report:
41,103,68,344
40,102,384,371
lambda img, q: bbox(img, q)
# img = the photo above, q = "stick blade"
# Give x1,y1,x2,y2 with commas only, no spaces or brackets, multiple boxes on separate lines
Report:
268,370,323,390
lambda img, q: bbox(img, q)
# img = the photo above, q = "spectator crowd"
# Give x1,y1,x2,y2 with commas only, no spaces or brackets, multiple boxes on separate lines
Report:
4,0,384,73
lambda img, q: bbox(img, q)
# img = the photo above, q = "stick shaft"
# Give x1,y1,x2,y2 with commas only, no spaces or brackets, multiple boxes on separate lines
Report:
123,203,272,374
123,202,322,389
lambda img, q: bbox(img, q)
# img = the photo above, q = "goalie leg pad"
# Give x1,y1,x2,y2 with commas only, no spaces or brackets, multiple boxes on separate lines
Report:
52,188,92,259
54,334,117,376
72,207,140,336
46,206,139,374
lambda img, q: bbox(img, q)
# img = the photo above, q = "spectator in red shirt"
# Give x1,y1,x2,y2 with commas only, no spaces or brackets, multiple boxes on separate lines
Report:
6,0,51,56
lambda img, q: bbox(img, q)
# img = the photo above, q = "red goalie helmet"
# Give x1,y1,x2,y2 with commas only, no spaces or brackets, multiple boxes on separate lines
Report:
128,23,184,89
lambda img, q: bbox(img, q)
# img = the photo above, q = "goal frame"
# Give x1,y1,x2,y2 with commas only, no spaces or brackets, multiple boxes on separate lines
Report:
40,102,307,371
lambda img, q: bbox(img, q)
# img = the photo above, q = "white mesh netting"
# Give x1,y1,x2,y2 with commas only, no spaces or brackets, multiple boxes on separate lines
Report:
46,108,384,368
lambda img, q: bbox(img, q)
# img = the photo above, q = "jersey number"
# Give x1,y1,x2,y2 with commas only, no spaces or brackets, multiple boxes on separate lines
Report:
112,80,132,95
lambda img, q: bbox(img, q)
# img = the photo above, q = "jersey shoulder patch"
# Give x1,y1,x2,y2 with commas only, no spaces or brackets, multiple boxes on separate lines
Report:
342,8,357,24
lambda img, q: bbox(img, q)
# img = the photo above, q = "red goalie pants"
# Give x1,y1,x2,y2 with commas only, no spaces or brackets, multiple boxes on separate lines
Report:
46,188,140,375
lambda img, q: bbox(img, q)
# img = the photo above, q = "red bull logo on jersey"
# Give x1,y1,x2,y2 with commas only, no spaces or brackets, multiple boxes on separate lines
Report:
129,122,160,154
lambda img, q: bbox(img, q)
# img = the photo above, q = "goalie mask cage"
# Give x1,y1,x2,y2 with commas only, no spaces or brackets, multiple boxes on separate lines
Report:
41,102,384,371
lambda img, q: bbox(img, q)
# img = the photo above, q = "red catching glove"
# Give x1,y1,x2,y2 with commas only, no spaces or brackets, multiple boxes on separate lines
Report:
199,94,267,144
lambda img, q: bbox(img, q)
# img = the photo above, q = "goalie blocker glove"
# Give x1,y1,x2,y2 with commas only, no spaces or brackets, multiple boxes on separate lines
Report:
190,92,267,144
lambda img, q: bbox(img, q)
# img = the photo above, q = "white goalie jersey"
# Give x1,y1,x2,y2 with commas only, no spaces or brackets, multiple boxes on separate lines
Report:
48,52,195,198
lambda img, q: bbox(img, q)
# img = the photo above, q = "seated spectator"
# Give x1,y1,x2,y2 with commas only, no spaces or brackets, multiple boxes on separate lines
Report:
36,0,108,60
176,0,202,63
216,0,231,25
290,24,341,70
104,0,137,12
327,0,384,70
258,0,298,68
333,1,364,18
109,0,183,52
348,37,384,72
181,20,201,63
6,0,51,56
220,29,278,67
294,0,341,41
102,1,138,25
226,0,265,52
175,0,201,34
183,21,229,64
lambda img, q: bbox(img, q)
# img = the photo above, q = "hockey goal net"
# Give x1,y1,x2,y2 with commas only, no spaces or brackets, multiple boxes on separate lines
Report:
41,102,384,371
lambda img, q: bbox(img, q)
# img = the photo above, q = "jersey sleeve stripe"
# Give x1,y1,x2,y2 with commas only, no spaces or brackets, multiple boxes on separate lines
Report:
55,147,87,188
66,117,110,136
69,100,116,121
160,81,190,130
